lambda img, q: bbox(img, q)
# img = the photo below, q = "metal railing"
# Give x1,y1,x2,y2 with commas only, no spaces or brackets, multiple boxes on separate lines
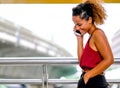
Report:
0,57,120,88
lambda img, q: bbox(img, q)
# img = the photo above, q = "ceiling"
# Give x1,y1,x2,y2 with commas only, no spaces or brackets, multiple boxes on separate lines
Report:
0,0,120,3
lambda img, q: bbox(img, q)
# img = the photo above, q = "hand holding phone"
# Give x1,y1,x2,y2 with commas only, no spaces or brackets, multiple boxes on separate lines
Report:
74,30,81,36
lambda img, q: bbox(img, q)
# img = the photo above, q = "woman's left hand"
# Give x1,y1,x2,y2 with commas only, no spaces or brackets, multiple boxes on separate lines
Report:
83,73,90,84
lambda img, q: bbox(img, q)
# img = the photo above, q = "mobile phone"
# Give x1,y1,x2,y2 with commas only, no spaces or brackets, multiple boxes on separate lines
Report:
74,30,81,36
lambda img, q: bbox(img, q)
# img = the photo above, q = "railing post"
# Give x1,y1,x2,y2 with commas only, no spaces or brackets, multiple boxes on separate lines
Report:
42,65,45,88
42,64,48,88
46,65,48,88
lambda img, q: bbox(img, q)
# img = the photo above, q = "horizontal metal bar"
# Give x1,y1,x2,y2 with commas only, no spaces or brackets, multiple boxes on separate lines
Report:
0,57,119,65
0,79,120,84
0,79,42,84
48,79,120,84
0,57,78,64
48,79,78,84
113,58,120,64
107,79,120,83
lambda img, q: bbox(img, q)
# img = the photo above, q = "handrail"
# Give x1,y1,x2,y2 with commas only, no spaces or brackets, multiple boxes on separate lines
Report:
0,57,119,64
0,79,42,84
49,79,120,84
0,79,120,84
0,57,119,88
0,57,78,64
114,58,120,64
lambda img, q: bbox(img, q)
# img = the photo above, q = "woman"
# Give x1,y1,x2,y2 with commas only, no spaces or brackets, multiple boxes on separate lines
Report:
72,0,114,88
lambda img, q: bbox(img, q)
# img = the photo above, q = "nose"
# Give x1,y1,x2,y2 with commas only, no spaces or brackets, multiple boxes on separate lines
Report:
73,25,78,31
73,25,76,30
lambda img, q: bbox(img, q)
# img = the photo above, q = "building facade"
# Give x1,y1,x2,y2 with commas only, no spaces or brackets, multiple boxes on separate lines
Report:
111,29,120,58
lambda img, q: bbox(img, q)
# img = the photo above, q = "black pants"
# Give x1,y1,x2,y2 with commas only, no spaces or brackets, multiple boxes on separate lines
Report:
77,72,109,88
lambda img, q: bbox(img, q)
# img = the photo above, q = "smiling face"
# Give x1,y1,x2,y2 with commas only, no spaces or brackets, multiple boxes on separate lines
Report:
72,15,92,35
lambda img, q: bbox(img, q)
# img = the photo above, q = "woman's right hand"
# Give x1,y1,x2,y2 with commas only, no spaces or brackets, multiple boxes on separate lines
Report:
73,29,83,38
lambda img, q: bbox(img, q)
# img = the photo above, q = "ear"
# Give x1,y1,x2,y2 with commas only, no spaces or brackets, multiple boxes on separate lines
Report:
88,17,92,24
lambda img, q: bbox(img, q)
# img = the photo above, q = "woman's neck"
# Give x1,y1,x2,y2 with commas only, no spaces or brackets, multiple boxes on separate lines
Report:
88,24,97,35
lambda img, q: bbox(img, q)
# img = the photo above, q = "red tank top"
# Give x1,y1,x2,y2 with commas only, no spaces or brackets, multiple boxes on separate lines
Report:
80,38,103,70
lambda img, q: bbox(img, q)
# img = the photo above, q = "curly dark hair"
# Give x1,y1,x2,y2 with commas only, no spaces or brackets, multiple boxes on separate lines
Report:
72,0,107,25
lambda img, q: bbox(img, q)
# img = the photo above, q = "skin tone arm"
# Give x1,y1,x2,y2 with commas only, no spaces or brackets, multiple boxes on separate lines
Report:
77,36,83,62
73,25,84,62
83,30,114,84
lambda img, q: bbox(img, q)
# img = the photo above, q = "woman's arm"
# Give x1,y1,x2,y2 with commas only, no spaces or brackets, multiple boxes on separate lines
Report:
77,36,84,62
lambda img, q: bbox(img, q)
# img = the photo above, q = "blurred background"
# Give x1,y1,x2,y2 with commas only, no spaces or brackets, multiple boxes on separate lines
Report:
0,0,120,88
